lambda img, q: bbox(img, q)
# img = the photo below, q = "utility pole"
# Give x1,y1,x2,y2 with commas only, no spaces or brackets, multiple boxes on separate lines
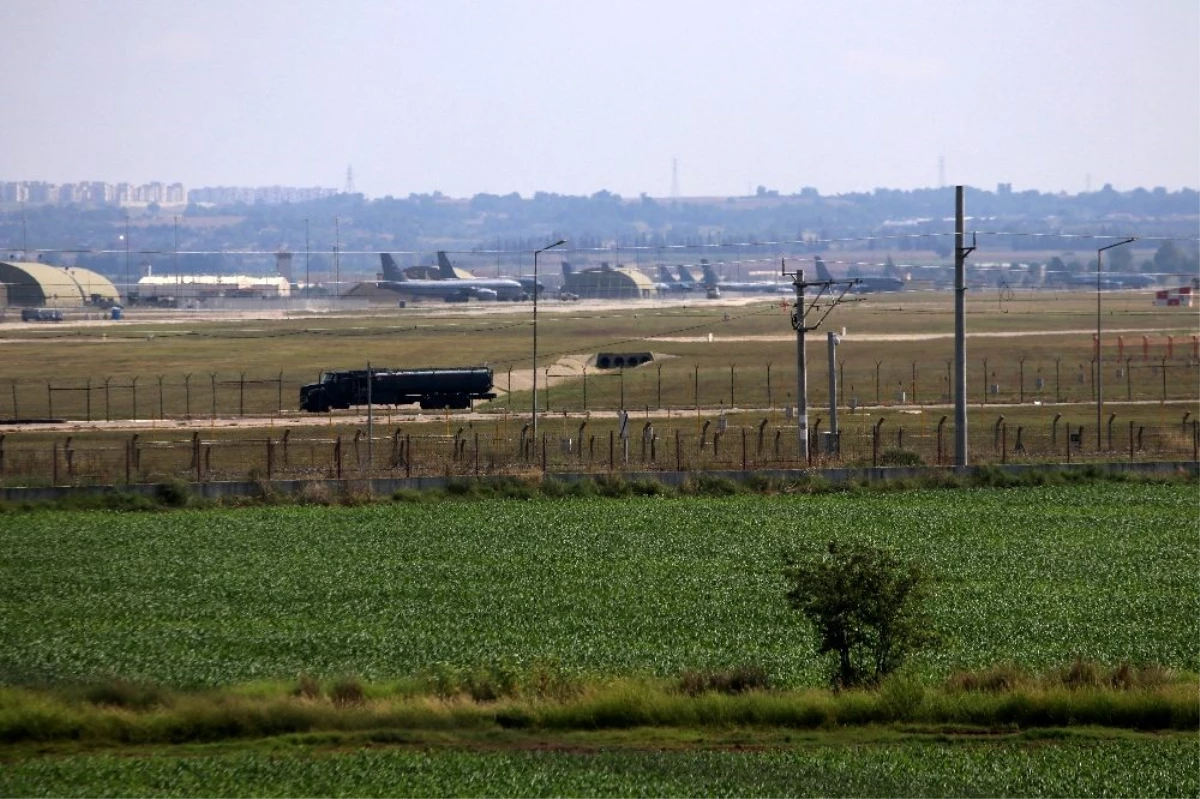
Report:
782,258,857,462
954,186,975,467
827,331,841,455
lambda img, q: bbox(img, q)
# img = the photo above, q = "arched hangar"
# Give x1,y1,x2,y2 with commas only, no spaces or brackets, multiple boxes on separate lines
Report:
563,263,657,300
0,261,120,308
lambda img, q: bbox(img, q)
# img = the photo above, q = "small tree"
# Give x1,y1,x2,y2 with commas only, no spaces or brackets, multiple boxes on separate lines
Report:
783,540,938,689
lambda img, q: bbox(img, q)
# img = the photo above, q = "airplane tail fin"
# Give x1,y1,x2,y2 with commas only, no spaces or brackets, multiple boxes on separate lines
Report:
814,256,834,282
700,261,719,288
657,265,675,284
380,253,407,282
562,262,574,277
436,251,457,279
677,265,696,284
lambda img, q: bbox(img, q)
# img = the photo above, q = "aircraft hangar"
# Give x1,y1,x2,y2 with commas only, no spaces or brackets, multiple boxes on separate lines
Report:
0,261,120,308
562,263,657,299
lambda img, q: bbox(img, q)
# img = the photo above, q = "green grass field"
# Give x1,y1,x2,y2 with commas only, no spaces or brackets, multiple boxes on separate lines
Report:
2,482,1197,796
3,484,1195,688
2,734,1194,798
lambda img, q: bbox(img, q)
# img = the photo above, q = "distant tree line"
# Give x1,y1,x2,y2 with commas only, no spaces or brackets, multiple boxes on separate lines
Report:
1,185,1195,281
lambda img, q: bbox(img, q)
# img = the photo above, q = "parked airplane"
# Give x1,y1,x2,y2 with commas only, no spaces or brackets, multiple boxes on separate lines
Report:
1061,271,1159,289
379,253,525,302
656,265,694,292
700,260,792,295
676,264,701,289
436,251,542,297
814,256,905,293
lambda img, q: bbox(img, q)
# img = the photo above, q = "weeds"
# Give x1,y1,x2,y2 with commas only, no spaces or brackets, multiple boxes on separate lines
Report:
0,662,1193,746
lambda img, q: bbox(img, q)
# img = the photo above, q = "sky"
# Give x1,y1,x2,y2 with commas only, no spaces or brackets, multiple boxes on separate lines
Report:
1,0,1197,199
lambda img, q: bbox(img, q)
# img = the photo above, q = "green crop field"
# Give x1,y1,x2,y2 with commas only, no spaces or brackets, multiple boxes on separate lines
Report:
2,484,1196,688
1,736,1195,798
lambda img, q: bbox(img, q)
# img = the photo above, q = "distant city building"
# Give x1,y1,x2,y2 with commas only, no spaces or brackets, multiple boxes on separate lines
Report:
187,185,338,205
0,178,338,207
0,180,188,208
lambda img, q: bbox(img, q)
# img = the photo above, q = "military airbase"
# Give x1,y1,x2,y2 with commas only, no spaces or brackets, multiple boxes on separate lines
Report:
1,270,1196,488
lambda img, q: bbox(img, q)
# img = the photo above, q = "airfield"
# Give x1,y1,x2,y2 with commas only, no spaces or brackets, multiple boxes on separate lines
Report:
0,284,1196,484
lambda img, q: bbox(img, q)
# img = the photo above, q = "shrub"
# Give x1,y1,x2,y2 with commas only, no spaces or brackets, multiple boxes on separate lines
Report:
678,665,770,696
879,448,923,467
79,678,172,710
945,663,1030,693
329,675,364,706
294,672,323,700
154,479,191,508
783,539,939,689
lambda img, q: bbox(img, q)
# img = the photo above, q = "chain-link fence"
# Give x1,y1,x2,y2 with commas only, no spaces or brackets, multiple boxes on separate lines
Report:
3,413,1196,487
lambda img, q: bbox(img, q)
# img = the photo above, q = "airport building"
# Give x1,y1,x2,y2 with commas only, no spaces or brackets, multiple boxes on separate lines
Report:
0,261,120,308
562,263,657,300
132,274,292,306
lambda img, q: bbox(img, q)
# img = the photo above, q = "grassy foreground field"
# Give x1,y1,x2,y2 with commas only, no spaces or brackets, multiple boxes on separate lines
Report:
1,482,1196,797
2,733,1195,798
2,484,1197,687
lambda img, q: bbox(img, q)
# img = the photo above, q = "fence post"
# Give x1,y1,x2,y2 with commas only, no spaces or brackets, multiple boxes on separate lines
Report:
741,426,747,470
85,378,92,422
993,416,1005,452
210,373,217,420
1001,424,1007,465
131,376,138,420
541,433,547,473
1128,420,1135,463
47,381,53,419
936,415,947,465
104,377,111,421
1107,413,1116,451
405,434,411,478
184,374,192,419
52,440,59,485
193,432,201,482
282,428,291,467
11,380,18,421
239,372,246,417
872,418,885,467
157,375,165,420
675,428,681,472
278,371,284,415
0,434,4,476
131,433,140,471
266,437,274,481
125,437,131,484
608,430,614,472
1160,357,1167,403
335,435,342,480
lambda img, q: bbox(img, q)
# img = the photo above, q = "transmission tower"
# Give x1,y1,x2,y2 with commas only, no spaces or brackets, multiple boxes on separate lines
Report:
344,165,356,194
670,158,680,199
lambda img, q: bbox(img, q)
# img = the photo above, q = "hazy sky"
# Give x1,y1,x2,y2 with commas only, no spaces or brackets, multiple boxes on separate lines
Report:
2,0,1196,198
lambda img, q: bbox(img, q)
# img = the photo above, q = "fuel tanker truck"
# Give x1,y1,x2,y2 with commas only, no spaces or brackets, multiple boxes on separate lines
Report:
300,366,497,412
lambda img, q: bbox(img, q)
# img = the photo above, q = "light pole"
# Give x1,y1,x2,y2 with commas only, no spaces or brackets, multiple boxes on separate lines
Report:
1096,237,1135,449
532,239,566,443
123,215,130,304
